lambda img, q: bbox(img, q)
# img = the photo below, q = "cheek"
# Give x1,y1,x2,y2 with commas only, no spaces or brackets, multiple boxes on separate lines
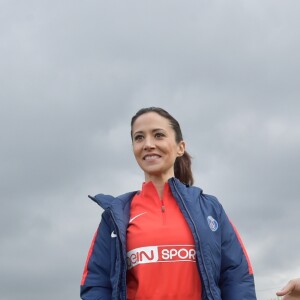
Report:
170,144,180,155
132,144,141,158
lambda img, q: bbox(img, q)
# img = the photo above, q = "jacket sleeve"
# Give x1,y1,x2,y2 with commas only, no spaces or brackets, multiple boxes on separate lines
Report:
80,211,112,300
219,207,257,300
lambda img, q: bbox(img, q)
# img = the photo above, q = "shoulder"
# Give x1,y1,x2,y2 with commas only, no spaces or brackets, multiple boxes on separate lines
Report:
88,191,137,210
171,177,222,206
189,186,223,215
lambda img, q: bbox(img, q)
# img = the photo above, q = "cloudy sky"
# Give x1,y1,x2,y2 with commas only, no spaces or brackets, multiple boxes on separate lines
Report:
1,1,299,299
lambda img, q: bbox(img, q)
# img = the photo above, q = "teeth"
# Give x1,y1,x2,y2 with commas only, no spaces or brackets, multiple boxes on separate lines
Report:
145,155,159,160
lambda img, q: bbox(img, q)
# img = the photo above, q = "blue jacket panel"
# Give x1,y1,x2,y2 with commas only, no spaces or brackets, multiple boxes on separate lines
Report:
80,178,256,300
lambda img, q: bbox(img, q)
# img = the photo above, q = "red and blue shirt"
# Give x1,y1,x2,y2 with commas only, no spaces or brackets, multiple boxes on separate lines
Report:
126,181,202,299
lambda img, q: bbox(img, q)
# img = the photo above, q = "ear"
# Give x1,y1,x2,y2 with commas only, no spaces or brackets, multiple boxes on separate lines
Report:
177,141,185,157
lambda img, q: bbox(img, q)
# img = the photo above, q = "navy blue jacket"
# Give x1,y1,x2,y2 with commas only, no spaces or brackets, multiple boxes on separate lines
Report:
80,178,256,299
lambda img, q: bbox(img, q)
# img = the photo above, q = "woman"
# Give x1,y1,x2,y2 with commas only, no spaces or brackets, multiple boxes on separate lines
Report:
80,107,256,299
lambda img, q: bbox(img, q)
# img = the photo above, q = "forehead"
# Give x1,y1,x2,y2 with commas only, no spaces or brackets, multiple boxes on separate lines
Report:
132,112,172,132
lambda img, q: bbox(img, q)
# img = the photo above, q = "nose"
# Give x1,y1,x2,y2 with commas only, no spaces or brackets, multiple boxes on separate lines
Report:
143,136,155,150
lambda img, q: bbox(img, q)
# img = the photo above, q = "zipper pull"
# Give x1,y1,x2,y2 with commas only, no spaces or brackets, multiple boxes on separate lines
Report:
161,198,166,212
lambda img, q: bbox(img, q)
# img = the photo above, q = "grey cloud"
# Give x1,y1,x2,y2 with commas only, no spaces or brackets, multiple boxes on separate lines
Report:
1,1,299,299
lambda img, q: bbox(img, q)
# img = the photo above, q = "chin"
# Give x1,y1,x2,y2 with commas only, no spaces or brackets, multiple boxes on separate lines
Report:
142,168,162,176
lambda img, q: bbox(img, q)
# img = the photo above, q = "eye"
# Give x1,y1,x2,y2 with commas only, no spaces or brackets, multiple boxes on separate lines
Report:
134,134,144,142
155,132,165,139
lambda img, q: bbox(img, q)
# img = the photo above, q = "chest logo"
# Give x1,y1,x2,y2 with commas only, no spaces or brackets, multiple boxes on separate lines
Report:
127,245,196,269
129,212,147,224
207,216,218,232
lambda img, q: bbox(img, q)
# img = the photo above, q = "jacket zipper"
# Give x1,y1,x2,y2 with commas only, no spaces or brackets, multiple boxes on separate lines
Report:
171,179,215,300
109,210,126,300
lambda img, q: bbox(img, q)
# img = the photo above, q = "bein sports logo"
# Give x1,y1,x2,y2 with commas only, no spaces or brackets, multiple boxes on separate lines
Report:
127,245,196,269
207,216,218,232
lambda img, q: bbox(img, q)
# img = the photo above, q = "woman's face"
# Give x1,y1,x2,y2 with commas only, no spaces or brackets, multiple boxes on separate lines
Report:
131,112,185,182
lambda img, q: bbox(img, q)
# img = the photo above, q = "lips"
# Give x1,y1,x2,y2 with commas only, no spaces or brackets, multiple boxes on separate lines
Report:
143,154,161,160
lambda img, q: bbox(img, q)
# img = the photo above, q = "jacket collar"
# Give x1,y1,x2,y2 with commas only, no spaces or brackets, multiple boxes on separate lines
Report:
88,177,203,210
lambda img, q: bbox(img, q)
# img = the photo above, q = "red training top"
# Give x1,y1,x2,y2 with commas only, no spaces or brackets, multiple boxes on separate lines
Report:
126,181,202,300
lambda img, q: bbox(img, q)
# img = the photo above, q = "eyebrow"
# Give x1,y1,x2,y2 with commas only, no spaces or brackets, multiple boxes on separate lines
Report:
133,128,166,135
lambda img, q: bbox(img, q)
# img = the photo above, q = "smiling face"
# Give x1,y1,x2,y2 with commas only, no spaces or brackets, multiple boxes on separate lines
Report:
131,112,185,182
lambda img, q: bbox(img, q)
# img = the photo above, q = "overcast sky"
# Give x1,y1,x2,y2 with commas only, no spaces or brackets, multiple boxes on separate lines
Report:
1,1,299,299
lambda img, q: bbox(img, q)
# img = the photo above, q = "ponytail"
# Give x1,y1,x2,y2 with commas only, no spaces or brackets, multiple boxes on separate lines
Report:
174,151,194,186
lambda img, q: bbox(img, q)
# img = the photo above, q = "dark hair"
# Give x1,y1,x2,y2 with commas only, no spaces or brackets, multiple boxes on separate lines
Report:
131,107,194,186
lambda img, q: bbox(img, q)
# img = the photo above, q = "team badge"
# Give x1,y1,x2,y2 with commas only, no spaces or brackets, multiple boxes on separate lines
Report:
207,216,218,232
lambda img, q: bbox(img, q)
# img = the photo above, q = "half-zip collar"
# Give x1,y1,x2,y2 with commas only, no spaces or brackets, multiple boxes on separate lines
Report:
140,181,171,213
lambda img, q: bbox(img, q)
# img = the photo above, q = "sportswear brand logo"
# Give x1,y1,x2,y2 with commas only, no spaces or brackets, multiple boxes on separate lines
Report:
207,216,218,232
129,212,147,223
111,231,117,238
127,245,196,269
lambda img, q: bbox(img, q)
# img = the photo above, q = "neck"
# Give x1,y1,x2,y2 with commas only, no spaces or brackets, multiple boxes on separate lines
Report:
144,175,172,199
